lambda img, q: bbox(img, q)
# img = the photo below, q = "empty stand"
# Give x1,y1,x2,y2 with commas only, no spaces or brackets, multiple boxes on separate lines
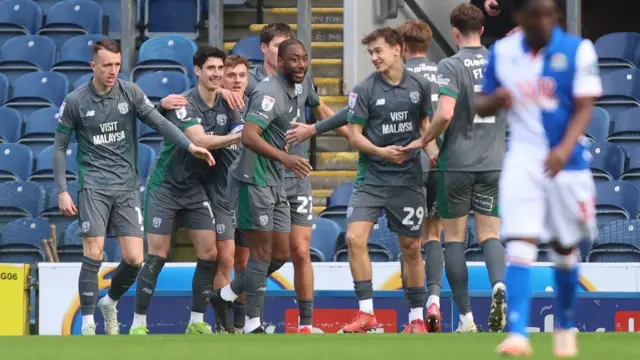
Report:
589,219,640,262
0,0,43,47
325,182,353,211
0,143,34,182
58,219,83,262
586,106,610,143
135,71,190,103
52,34,108,85
598,69,640,121
5,71,68,119
0,73,8,106
0,180,45,231
144,0,200,39
589,142,625,183
37,0,105,48
0,217,49,263
131,35,197,85
594,32,640,76
137,143,156,182
0,107,22,143
41,180,79,243
309,218,341,262
620,147,640,187
18,106,62,157
606,107,640,155
0,35,56,85
595,180,640,227
29,143,79,192
230,35,263,65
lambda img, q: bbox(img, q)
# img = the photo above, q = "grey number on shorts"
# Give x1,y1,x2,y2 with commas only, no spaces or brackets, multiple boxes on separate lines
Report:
296,195,314,220
203,201,215,224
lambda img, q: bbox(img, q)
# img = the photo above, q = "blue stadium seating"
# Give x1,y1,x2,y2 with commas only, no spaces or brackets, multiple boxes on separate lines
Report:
104,237,122,262
594,32,640,76
0,107,22,143
135,71,190,103
0,73,8,106
59,219,83,262
589,142,625,183
131,35,197,85
0,180,45,231
37,0,105,48
52,34,108,85
18,106,61,157
0,143,33,182
29,143,79,192
620,147,640,187
5,71,68,119
595,180,640,226
310,218,341,262
95,0,127,38
0,35,56,84
138,121,162,154
326,182,353,211
231,36,264,65
41,180,78,252
144,0,200,39
0,217,48,263
73,71,128,90
368,216,399,260
606,107,640,154
0,0,43,47
137,143,155,182
598,69,640,121
586,106,610,143
588,219,640,262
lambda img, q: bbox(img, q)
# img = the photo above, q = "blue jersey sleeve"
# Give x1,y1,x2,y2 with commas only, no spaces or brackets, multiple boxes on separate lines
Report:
481,46,500,94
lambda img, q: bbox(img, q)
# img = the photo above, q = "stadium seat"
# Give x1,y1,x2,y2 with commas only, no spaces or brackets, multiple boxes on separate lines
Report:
5,71,69,119
589,142,625,183
72,71,128,90
32,0,58,13
29,143,78,192
131,35,197,85
94,0,129,38
144,0,200,39
231,36,264,65
325,182,354,211
41,180,78,243
594,32,640,76
0,35,56,84
37,0,104,48
0,180,45,231
0,73,8,106
587,219,640,262
585,106,610,143
135,71,190,104
138,121,163,154
0,143,34,182
368,216,400,260
18,107,62,157
595,180,640,227
51,34,108,85
621,147,640,187
606,107,640,155
0,217,48,263
58,219,83,262
137,143,155,182
0,107,23,143
598,69,640,121
309,218,341,262
0,0,43,47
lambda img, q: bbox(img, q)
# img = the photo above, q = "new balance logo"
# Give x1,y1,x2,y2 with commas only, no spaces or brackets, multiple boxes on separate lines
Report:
85,110,95,117
376,98,385,106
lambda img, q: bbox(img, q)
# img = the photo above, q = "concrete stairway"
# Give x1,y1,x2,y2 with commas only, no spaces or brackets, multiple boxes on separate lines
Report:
222,0,355,217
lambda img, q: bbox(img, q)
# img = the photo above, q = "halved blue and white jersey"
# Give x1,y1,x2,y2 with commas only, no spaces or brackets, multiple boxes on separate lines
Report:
482,26,603,171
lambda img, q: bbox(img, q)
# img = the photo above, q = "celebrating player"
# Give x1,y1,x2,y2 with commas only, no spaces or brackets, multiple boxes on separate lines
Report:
475,0,601,355
211,39,314,334
341,27,431,333
129,46,241,335
208,55,249,333
395,19,444,332
404,3,508,333
54,39,214,336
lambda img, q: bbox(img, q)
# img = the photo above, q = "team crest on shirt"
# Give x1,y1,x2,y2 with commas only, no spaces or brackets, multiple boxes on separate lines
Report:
348,92,358,109
295,83,303,95
217,114,227,126
550,53,568,71
117,102,129,114
261,96,275,111
176,106,187,120
410,91,420,104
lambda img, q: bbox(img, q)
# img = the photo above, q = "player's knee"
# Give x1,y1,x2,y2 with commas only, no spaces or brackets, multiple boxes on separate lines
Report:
82,243,104,261
346,231,367,251
234,251,249,271
550,242,578,269
400,239,422,261
505,240,538,264
217,248,234,270
197,246,218,261
122,252,144,268
291,243,311,264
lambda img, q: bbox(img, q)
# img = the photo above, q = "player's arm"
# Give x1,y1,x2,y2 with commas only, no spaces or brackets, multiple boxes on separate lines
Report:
169,105,241,151
286,107,349,145
158,94,188,114
215,88,245,110
476,47,512,117
244,91,312,177
54,100,78,216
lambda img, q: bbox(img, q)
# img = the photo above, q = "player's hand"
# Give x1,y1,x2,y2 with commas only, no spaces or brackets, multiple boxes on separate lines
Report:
495,87,513,109
286,122,316,145
400,138,427,153
544,146,571,178
484,0,501,16
282,154,313,178
379,145,407,165
218,88,245,110
58,192,78,216
160,94,188,110
188,144,216,166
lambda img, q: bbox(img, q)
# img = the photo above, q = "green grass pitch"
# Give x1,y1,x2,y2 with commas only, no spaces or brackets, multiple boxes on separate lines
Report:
2,333,638,360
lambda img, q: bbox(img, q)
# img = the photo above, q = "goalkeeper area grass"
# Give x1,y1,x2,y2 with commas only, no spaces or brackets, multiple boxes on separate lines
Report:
3,333,638,360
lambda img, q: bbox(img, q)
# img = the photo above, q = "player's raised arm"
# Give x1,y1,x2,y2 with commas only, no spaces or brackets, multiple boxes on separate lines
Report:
286,106,349,145
172,103,241,151
476,47,512,117
243,91,312,178
53,99,78,216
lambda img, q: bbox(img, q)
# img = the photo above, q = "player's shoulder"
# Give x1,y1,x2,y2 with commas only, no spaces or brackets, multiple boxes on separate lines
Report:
492,32,526,57
64,85,88,103
252,75,279,94
116,78,142,93
351,72,377,93
404,69,427,88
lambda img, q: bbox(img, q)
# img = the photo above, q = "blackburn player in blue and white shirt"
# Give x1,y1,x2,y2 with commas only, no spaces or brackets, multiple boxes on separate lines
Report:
474,0,602,356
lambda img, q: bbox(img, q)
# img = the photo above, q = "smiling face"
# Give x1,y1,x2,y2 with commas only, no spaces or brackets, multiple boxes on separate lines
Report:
367,37,402,73
195,56,225,91
278,42,309,84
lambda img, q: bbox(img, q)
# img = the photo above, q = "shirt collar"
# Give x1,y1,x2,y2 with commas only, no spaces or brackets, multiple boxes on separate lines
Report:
88,78,119,101
275,71,298,98
376,68,410,91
